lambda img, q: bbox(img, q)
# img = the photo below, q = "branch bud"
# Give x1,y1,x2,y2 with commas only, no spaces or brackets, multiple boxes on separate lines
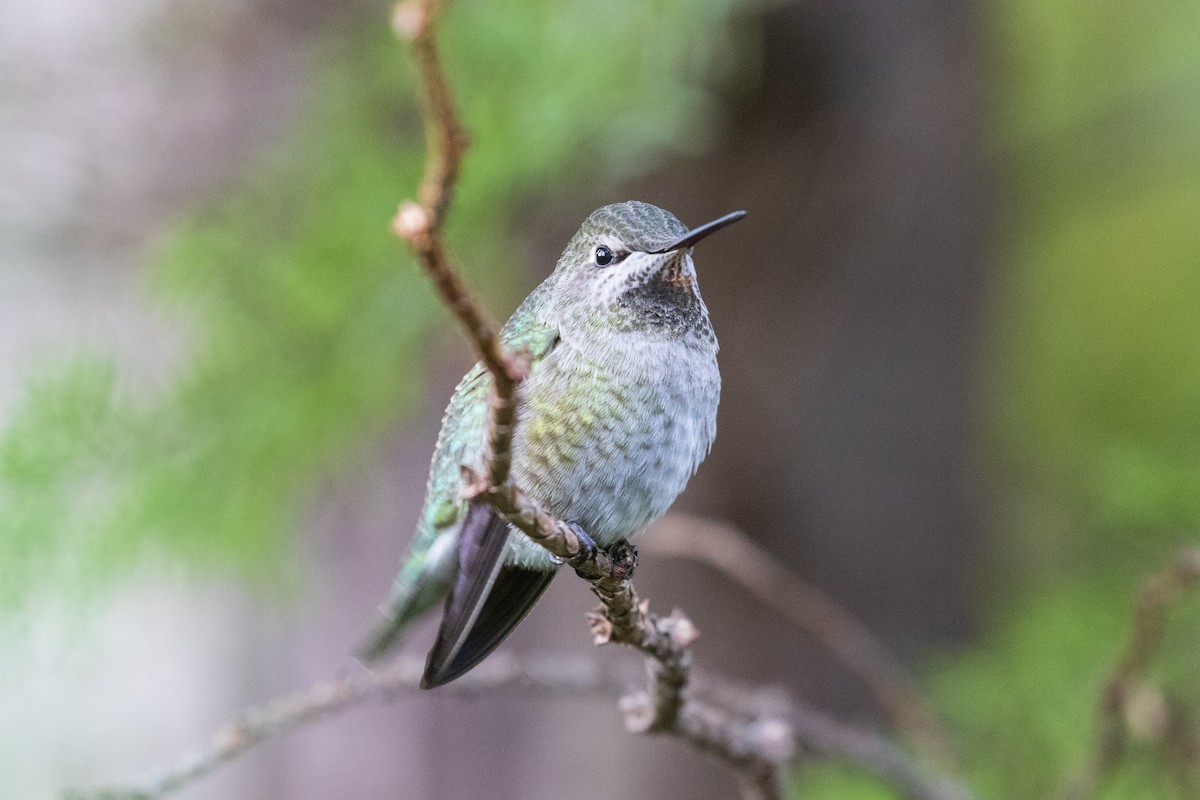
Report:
391,1,425,40
392,201,431,241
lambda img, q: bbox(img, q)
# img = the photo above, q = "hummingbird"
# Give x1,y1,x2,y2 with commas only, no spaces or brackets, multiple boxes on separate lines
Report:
360,201,744,688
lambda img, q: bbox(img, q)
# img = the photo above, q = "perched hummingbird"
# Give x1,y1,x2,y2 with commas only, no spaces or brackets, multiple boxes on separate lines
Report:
360,201,744,688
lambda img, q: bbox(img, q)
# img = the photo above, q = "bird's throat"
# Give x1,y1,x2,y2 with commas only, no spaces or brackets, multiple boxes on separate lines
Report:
615,269,706,338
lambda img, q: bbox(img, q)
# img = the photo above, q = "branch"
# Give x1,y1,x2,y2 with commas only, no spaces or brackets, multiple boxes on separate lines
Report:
688,673,969,800
391,0,465,228
464,465,780,789
62,655,628,800
646,513,956,768
1058,545,1200,800
390,0,523,490
63,655,966,800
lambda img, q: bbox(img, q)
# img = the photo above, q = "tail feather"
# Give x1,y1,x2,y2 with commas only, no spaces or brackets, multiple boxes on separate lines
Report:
421,564,555,688
420,502,510,680
358,528,458,664
420,502,556,688
358,609,409,664
359,501,557,684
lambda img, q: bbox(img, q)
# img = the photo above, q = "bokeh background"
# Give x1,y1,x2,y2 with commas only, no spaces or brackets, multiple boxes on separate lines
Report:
2,0,1198,798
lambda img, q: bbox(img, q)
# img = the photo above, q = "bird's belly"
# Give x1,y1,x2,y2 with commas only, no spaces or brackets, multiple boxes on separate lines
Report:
506,341,718,567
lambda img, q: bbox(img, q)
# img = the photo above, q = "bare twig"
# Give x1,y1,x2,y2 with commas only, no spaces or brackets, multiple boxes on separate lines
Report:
62,655,628,800
1058,545,1200,800
687,673,968,800
64,654,965,800
390,0,523,490
391,0,466,227
465,471,772,782
647,513,956,768
464,475,623,576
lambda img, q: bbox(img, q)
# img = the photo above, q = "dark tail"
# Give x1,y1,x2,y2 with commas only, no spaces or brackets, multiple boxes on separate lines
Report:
421,502,555,688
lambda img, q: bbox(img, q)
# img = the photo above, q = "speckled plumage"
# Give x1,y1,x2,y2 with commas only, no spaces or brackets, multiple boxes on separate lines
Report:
361,201,730,675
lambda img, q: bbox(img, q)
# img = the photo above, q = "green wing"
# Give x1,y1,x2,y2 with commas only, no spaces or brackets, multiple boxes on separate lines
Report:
359,288,558,663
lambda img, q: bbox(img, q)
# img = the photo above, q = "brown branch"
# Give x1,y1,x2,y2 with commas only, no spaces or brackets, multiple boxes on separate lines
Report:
61,655,628,800
464,476,622,575
390,0,523,490
1058,545,1200,800
63,655,966,800
686,673,968,800
467,474,766,777
391,0,467,228
646,513,956,768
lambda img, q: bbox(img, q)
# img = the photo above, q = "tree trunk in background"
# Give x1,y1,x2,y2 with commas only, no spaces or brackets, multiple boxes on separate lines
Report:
686,0,988,650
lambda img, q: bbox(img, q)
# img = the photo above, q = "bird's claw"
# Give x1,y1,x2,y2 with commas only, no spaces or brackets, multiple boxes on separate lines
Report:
565,521,605,578
566,521,598,556
563,523,638,581
607,539,638,580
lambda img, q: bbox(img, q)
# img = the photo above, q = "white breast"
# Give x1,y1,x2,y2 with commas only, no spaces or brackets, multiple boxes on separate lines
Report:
506,331,719,568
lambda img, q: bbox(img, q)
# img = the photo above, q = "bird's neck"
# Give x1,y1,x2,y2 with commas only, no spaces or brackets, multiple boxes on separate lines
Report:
612,270,710,341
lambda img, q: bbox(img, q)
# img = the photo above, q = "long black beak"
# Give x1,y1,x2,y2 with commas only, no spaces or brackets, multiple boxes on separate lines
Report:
648,210,747,254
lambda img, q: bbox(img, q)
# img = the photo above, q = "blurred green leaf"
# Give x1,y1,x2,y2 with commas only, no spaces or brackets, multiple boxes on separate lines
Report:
929,575,1200,799
789,763,901,800
933,2,1200,797
988,2,1200,555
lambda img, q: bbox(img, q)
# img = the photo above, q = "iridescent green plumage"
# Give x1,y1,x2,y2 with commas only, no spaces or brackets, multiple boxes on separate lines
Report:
360,201,742,685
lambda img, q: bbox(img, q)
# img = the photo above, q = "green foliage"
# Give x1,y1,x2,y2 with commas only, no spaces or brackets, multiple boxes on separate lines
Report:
0,1,747,610
789,764,901,799
987,0,1200,556
922,3,1200,799
929,576,1200,799
0,360,126,609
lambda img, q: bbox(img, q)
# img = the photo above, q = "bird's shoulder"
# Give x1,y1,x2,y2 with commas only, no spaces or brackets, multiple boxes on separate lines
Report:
499,279,560,360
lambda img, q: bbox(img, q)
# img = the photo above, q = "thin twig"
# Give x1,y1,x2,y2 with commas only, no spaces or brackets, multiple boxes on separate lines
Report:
464,475,623,576
61,655,628,800
390,0,523,490
686,673,969,800
1058,545,1200,800
647,513,956,768
64,654,967,800
464,476,697,736
391,0,467,229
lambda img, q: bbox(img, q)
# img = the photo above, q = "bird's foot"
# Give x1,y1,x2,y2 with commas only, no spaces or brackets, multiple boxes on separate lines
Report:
565,521,599,559
562,522,638,581
565,521,611,579
606,539,638,581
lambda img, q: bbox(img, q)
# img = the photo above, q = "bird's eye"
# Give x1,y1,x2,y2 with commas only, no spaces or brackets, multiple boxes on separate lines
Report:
594,245,615,267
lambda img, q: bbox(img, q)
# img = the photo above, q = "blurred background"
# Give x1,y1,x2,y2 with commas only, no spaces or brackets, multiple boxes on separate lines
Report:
2,0,1198,798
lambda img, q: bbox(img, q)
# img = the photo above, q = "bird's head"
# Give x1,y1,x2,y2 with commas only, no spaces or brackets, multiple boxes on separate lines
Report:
545,201,744,337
